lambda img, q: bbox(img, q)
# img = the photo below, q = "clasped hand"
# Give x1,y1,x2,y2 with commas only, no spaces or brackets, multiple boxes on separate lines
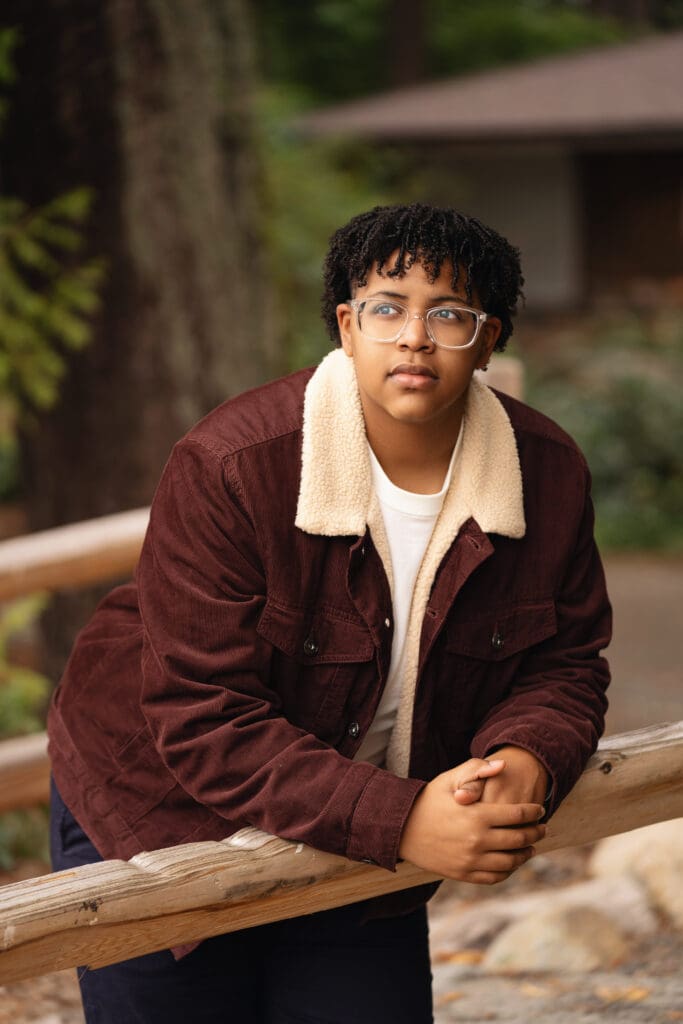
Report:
398,748,548,885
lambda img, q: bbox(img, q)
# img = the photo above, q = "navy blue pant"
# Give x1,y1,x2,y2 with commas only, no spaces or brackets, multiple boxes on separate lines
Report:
50,780,433,1023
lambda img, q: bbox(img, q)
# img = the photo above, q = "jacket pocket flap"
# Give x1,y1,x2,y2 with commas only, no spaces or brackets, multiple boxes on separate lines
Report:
257,601,375,664
445,600,557,661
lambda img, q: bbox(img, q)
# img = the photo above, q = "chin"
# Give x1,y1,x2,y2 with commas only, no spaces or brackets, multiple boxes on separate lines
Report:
389,406,445,425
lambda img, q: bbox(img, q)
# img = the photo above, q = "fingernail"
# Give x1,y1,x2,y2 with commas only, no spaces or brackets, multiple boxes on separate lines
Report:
487,759,504,767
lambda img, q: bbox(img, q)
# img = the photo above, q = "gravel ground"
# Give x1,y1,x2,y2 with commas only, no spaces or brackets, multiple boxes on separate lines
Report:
428,848,683,1024
431,915,683,1023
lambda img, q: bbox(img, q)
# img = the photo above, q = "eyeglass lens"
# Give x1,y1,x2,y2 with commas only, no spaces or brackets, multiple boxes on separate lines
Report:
358,300,478,348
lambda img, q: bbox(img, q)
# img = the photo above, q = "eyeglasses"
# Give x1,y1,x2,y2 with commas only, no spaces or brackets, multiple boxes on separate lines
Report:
347,298,489,350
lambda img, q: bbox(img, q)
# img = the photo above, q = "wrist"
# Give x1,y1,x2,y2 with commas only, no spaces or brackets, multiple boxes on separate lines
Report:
488,745,549,803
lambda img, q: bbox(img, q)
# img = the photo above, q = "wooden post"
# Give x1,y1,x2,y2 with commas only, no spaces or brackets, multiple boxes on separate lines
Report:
0,721,681,985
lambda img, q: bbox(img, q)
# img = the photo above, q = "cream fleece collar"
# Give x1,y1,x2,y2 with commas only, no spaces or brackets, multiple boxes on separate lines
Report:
295,348,526,542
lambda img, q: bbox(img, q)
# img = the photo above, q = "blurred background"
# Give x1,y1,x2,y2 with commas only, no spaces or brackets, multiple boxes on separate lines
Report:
0,0,681,869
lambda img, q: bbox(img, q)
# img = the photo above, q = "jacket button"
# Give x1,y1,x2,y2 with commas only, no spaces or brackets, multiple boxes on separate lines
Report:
384,617,391,629
303,637,319,656
347,721,360,738
491,632,505,652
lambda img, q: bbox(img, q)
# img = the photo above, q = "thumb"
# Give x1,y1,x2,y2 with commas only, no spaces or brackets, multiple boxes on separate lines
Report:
452,778,486,805
451,758,506,805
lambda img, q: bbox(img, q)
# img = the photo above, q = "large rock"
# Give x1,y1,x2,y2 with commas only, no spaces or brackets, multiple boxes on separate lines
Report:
589,818,683,930
429,873,656,957
482,905,631,973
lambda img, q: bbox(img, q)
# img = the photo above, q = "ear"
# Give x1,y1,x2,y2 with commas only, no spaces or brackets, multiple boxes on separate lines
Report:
336,302,355,356
475,317,502,370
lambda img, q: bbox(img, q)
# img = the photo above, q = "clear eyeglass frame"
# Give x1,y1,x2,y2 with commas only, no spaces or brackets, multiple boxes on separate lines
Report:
346,298,489,350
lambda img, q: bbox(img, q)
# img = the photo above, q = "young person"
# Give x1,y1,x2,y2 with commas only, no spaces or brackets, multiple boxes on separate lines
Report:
48,203,611,1023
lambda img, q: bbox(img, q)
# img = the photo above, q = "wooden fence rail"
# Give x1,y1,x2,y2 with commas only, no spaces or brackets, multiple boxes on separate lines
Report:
1,721,682,985
0,733,50,814
0,507,149,602
0,508,149,812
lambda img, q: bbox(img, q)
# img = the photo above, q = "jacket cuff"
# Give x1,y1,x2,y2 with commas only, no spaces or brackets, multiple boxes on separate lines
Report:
346,770,426,871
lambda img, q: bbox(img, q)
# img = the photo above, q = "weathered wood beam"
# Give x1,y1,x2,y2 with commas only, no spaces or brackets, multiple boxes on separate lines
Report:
1,721,681,984
0,508,149,601
0,733,49,813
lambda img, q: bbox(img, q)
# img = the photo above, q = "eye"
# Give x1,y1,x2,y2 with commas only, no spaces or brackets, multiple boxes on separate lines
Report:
368,300,403,317
431,306,465,322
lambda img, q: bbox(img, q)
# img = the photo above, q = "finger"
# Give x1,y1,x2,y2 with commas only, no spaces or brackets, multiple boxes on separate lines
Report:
458,757,507,778
477,846,536,873
488,824,546,851
449,758,505,798
452,779,485,805
478,801,545,827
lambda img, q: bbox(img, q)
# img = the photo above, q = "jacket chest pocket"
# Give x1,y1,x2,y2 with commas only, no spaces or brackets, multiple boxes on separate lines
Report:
439,599,558,728
257,600,376,743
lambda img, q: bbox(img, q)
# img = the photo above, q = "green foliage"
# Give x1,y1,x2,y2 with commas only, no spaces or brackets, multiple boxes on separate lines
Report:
0,807,49,871
260,89,420,369
527,310,683,551
0,26,103,431
428,0,626,79
0,593,51,870
252,0,386,104
252,0,630,102
0,593,51,738
0,188,105,415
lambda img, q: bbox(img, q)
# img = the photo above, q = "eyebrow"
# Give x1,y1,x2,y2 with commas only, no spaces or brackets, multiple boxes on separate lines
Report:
367,289,468,304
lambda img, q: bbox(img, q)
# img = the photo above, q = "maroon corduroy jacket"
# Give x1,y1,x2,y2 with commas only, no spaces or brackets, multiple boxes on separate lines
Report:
48,363,611,904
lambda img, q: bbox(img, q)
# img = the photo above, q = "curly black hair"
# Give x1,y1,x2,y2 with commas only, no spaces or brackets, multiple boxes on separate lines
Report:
321,203,523,351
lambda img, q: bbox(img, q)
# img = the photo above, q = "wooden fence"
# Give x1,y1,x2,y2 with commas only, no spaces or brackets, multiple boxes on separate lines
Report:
0,355,681,984
0,721,681,985
0,506,149,814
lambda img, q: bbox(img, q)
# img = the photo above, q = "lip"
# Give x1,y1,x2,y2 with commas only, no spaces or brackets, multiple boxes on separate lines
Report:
388,363,438,380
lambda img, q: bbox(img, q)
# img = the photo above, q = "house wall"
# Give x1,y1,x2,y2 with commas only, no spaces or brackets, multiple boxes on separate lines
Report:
579,150,683,301
423,147,581,311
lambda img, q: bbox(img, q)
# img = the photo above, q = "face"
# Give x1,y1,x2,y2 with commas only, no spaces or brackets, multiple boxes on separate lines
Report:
336,256,501,438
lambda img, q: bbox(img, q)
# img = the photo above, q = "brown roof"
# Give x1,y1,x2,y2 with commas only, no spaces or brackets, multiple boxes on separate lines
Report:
300,32,683,143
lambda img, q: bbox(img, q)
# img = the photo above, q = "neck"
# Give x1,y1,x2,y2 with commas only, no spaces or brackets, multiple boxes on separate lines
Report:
364,403,464,494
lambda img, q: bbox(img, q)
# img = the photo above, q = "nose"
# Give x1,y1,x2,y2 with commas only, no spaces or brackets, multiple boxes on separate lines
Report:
398,313,434,350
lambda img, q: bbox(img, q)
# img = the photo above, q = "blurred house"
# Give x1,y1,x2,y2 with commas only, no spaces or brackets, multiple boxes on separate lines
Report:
301,32,683,311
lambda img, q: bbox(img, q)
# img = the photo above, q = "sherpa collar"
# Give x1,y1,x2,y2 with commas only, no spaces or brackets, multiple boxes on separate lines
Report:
295,347,526,541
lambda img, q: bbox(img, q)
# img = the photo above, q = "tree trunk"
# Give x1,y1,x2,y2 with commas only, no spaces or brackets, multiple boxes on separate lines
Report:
1,0,276,677
388,0,427,88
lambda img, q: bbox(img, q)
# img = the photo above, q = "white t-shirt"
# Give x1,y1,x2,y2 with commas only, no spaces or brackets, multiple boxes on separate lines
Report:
354,436,461,767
